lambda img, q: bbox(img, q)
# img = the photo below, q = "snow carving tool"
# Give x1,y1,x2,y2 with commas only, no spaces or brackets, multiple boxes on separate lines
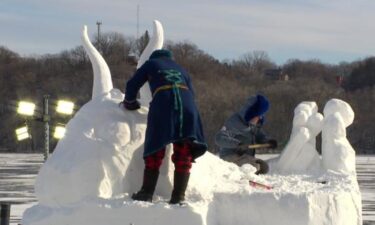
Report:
249,180,273,190
247,143,272,149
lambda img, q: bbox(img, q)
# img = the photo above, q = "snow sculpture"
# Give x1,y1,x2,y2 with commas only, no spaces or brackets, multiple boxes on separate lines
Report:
33,20,173,207
277,102,323,173
22,21,362,225
322,99,356,174
277,98,357,175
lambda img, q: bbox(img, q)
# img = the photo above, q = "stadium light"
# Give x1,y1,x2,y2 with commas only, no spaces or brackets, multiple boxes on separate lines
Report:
16,95,75,160
53,125,66,139
17,101,36,116
56,100,75,115
15,126,30,141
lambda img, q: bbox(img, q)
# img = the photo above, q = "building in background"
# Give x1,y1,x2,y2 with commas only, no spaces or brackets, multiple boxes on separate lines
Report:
264,68,289,81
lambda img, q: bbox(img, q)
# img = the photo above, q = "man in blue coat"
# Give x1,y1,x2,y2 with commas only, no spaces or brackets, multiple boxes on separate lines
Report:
122,49,207,204
215,94,277,174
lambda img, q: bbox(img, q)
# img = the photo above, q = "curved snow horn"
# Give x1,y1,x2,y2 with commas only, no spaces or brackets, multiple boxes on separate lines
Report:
81,25,113,100
137,20,164,105
137,20,164,69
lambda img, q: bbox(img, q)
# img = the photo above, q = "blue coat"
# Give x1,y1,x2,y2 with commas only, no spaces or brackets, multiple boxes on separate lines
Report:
125,57,207,159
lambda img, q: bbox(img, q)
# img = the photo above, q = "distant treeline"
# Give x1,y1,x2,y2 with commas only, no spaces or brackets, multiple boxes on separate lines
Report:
0,31,374,154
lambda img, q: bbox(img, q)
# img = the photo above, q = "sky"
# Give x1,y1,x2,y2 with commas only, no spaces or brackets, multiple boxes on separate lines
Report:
1,0,375,65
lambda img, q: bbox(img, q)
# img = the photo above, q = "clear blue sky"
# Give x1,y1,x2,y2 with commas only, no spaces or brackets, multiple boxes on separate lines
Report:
1,0,375,65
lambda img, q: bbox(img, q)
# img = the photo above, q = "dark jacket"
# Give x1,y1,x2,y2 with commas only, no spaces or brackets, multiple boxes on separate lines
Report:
125,57,207,159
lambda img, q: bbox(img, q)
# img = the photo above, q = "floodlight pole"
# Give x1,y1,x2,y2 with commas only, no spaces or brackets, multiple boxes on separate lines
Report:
25,119,35,152
43,95,50,161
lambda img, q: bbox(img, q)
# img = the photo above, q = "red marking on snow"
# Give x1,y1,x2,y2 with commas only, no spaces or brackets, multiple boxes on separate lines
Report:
249,180,273,190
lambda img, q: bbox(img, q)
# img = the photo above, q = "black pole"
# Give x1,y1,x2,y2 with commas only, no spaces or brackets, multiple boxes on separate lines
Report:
0,203,10,225
25,120,34,152
96,21,102,52
43,95,50,161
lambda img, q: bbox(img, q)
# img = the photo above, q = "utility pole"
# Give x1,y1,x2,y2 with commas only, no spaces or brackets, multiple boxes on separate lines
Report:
96,21,102,51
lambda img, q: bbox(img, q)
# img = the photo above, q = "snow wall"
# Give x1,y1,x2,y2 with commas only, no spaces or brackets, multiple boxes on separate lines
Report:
22,20,362,225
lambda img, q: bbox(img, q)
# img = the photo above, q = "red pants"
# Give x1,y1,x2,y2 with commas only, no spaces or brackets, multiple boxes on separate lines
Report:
144,142,193,173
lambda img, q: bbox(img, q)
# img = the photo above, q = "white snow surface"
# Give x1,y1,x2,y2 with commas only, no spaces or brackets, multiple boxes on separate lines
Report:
22,21,362,225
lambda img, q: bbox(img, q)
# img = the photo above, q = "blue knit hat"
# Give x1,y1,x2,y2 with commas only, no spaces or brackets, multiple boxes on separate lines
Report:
149,49,173,60
244,94,270,122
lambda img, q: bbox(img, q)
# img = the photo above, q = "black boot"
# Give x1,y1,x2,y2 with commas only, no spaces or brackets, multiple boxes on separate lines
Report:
132,169,159,202
169,171,190,204
255,158,269,175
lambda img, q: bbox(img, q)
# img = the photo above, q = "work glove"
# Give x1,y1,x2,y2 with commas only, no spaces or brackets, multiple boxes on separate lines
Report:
267,139,278,149
238,143,250,151
120,100,141,111
235,143,250,155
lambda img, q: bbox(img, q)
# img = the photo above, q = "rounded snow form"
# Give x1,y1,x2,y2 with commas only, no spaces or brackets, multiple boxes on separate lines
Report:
322,99,356,174
323,98,354,127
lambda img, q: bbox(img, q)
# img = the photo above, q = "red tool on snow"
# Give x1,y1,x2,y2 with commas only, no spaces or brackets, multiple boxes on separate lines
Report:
249,180,273,190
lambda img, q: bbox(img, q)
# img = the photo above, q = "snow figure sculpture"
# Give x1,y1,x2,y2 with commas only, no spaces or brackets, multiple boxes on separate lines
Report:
34,20,173,207
22,21,362,224
277,102,323,173
322,98,356,174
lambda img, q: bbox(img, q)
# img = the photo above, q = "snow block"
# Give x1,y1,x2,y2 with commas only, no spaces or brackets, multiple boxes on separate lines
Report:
209,189,361,225
22,153,362,225
22,199,206,225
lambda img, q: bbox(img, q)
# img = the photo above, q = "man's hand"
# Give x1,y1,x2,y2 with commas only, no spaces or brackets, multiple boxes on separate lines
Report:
238,143,250,151
235,143,250,155
120,100,141,111
268,139,278,149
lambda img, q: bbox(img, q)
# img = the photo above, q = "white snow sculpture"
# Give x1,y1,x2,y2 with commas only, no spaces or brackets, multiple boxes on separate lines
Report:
277,102,323,173
22,21,362,225
322,99,356,174
34,20,173,207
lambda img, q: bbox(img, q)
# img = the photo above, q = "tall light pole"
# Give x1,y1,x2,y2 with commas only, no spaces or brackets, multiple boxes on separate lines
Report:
96,21,102,51
42,95,50,160
96,21,102,40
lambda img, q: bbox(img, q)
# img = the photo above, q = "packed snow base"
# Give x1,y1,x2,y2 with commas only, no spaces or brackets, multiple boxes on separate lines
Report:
22,21,362,225
23,154,361,225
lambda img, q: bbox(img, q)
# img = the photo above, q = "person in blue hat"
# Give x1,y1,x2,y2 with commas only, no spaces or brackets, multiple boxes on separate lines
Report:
215,94,277,174
122,49,207,204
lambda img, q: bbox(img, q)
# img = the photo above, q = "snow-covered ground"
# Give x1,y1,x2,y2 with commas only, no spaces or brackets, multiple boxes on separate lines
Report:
0,153,374,225
0,153,41,225
356,155,375,224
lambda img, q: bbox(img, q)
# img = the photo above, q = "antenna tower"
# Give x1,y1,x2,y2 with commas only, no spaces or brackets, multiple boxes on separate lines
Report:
137,4,140,39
